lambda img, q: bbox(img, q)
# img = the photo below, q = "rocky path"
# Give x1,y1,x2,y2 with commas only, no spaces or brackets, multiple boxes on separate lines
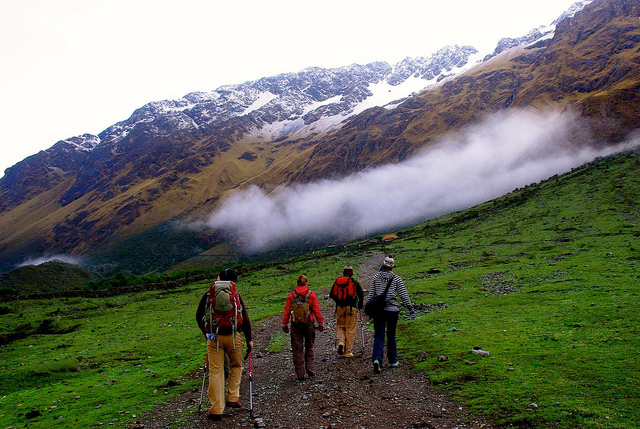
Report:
139,253,496,429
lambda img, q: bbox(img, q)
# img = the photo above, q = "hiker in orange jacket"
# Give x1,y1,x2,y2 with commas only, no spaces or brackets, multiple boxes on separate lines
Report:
281,275,325,381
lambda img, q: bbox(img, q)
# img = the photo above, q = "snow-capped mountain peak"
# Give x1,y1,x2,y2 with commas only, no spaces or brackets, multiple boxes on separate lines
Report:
50,2,592,158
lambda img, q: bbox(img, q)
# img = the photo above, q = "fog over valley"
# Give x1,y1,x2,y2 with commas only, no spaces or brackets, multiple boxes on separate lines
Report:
205,109,638,252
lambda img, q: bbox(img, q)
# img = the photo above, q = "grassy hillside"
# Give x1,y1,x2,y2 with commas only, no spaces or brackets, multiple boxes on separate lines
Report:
392,150,640,427
0,150,639,428
0,261,93,295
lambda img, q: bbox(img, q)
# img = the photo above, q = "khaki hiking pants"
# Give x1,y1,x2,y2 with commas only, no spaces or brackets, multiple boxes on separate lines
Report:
336,305,358,355
207,334,244,415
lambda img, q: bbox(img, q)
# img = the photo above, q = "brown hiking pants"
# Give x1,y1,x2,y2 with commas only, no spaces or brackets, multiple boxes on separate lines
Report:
290,322,316,378
336,305,358,354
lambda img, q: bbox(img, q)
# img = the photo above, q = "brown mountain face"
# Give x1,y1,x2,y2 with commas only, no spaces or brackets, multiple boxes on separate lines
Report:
0,0,639,275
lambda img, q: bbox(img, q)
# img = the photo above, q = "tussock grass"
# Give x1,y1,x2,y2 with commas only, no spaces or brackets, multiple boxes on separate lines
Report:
1,151,639,428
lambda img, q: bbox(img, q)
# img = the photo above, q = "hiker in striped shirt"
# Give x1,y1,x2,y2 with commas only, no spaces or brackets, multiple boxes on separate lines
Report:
368,256,415,374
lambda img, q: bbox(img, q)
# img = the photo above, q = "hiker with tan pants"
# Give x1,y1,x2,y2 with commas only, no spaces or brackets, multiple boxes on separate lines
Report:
195,268,253,421
329,265,364,357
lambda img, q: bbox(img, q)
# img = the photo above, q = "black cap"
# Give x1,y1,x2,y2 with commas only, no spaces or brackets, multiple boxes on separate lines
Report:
218,268,238,282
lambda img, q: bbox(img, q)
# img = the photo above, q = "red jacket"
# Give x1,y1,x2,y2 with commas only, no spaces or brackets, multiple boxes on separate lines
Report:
282,285,324,325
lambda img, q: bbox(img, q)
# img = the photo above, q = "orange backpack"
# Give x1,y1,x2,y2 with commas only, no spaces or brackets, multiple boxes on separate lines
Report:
329,276,357,306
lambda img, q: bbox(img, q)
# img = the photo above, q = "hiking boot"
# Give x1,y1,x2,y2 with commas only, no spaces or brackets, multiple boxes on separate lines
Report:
306,370,315,378
207,413,223,421
343,352,355,358
373,359,381,374
225,401,241,408
390,362,398,368
337,344,344,355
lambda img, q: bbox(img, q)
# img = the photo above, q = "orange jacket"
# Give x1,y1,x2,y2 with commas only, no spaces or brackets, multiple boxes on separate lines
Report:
281,285,324,325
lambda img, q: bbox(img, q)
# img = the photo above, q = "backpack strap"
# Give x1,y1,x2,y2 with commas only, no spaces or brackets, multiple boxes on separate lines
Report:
347,277,357,310
293,290,311,299
304,290,312,322
379,275,394,299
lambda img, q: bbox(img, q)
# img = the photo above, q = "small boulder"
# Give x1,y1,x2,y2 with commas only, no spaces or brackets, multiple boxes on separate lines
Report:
471,347,490,357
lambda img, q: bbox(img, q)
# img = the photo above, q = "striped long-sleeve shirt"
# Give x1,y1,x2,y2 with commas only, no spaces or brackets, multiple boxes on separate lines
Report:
369,270,412,311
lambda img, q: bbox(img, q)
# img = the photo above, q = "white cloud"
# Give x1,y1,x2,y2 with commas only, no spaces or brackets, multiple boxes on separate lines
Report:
18,254,84,268
205,109,636,252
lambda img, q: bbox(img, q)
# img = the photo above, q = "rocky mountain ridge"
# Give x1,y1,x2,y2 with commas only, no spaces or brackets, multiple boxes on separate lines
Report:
484,0,593,60
52,45,479,168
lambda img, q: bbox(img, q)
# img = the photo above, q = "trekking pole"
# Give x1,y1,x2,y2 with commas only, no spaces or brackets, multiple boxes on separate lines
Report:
198,353,208,413
359,309,366,354
246,350,254,419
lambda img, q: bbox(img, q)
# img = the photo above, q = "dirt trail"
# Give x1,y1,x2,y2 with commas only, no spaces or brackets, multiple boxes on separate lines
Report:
139,252,496,428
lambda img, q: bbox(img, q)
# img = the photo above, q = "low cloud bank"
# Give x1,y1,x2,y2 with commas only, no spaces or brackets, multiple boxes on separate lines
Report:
206,109,637,252
18,254,83,268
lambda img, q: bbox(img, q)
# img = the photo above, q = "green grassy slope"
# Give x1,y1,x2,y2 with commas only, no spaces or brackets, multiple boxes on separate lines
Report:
0,150,639,428
0,261,93,294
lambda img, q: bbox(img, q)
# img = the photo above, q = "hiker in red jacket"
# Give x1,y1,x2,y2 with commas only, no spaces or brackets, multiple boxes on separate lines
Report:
281,275,325,381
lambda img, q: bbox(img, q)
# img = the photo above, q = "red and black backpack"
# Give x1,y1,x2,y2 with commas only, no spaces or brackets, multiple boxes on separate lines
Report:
329,276,357,307
204,281,243,336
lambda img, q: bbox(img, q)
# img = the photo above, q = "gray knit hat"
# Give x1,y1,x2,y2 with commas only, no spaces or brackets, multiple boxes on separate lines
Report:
382,256,395,269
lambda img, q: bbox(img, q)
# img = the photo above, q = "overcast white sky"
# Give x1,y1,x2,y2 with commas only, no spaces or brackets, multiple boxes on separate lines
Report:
0,0,581,177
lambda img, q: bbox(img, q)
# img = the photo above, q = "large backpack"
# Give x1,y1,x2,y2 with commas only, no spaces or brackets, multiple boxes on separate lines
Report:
290,290,312,324
204,281,243,336
329,276,357,306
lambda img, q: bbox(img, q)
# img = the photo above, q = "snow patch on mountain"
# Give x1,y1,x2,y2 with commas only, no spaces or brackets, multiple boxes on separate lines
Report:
352,77,430,114
301,94,343,115
59,134,101,152
242,92,278,115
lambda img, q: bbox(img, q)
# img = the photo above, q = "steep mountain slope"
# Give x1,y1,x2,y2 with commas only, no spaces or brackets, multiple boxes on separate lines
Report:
1,0,638,275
